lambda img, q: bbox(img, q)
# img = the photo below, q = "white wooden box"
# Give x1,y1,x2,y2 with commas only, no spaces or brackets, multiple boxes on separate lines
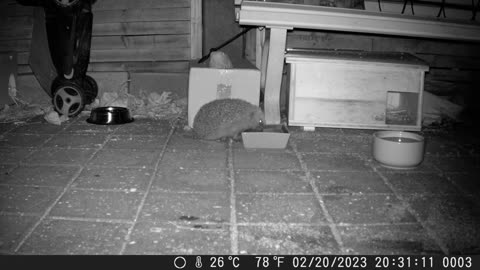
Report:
188,59,261,128
286,50,429,131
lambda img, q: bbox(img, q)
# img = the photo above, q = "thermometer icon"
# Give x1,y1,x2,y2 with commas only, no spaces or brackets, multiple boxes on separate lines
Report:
195,256,202,268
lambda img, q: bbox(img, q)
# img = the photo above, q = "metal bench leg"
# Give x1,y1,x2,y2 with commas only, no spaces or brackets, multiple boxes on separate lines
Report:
437,0,447,17
472,0,480,20
401,0,415,15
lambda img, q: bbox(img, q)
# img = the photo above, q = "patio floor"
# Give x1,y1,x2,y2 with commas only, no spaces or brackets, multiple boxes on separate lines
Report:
0,114,479,255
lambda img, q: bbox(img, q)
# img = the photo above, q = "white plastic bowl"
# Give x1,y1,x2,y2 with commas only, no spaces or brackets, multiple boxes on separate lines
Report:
373,131,425,169
242,125,290,149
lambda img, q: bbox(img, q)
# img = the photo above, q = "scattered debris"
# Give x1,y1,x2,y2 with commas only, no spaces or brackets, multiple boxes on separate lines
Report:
0,103,49,123
88,88,186,122
43,108,69,125
422,91,463,126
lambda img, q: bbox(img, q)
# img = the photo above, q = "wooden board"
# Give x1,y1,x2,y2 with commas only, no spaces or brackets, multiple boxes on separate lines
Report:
93,21,190,36
87,61,190,73
93,8,190,24
90,47,190,62
129,72,189,98
93,0,191,11
0,39,31,52
91,35,190,50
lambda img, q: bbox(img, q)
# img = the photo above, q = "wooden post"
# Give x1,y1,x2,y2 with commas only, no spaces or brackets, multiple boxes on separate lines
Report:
190,0,202,59
263,27,288,125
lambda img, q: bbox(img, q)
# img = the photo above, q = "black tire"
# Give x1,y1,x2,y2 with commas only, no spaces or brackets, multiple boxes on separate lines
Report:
51,77,86,117
82,75,98,104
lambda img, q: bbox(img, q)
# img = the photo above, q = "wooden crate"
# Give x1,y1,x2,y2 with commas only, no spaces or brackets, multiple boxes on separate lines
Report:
286,50,429,131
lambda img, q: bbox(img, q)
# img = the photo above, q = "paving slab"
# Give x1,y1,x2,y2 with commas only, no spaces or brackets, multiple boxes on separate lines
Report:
294,134,371,155
0,185,62,214
0,123,16,134
238,224,339,255
444,172,480,197
0,133,51,148
323,194,416,225
0,214,39,252
405,194,480,254
0,118,478,255
104,135,168,149
424,137,466,157
139,191,230,224
114,119,172,136
72,167,153,191
167,134,226,152
25,148,97,166
302,153,371,172
235,170,310,194
0,164,15,175
339,224,443,255
236,194,326,224
0,165,80,187
124,221,230,255
429,156,480,173
313,171,392,194
383,172,460,195
44,134,108,149
233,150,301,170
0,148,35,164
9,123,65,134
50,189,144,220
88,149,159,168
18,218,130,254
61,124,117,134
160,150,227,170
153,167,229,193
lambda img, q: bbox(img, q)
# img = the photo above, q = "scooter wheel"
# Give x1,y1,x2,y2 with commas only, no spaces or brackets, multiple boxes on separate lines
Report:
52,78,86,117
83,75,98,104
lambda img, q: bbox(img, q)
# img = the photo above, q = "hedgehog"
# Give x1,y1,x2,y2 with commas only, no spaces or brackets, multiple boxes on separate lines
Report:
193,98,265,140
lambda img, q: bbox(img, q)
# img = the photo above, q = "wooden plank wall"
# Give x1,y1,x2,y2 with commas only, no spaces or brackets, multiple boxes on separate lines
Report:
0,0,193,74
0,0,197,100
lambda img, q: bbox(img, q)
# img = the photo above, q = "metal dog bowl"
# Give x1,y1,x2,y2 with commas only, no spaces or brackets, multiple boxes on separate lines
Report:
86,106,134,125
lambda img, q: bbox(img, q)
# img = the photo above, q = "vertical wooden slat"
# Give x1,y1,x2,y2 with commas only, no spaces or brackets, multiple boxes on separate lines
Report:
190,0,202,59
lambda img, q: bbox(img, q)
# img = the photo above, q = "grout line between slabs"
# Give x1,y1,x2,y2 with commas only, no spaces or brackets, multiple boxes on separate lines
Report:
442,172,480,207
367,161,450,255
228,139,239,255
12,124,121,253
118,124,176,255
290,140,346,254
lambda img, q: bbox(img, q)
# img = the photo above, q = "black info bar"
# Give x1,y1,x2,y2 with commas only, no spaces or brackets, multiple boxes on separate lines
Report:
2,255,479,270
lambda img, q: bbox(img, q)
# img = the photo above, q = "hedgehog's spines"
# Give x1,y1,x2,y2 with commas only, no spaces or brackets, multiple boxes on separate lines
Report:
193,98,264,140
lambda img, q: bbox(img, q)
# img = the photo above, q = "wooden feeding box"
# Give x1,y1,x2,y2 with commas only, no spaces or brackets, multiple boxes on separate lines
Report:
285,50,429,131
